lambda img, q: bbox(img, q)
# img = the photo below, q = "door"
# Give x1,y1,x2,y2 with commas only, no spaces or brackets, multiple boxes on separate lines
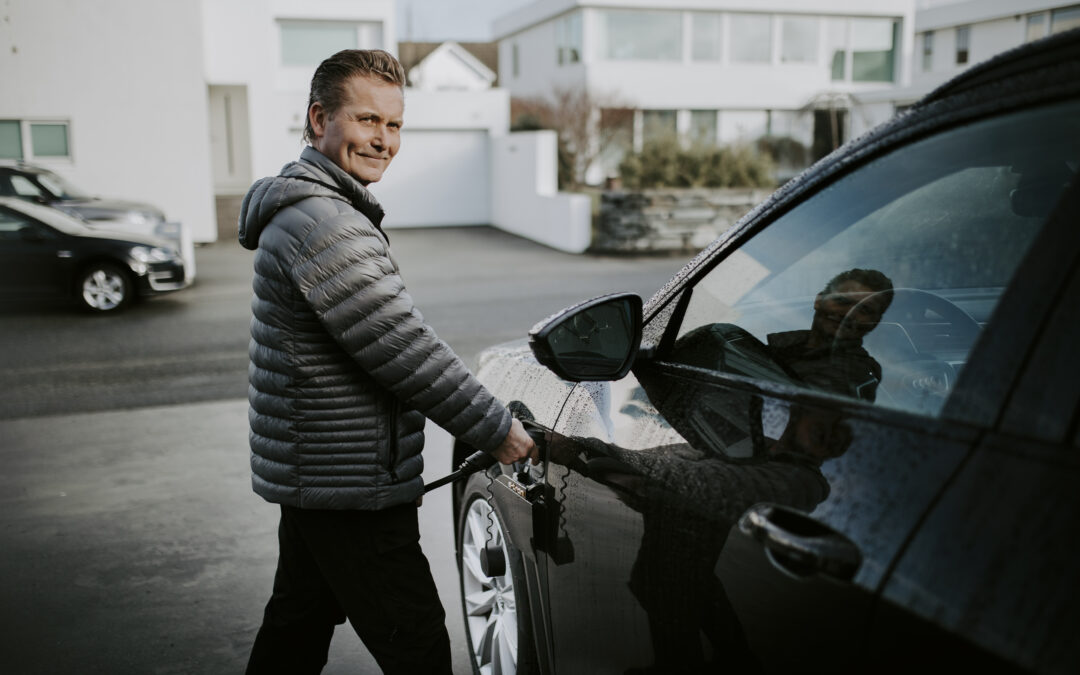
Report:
538,97,1080,673
0,208,66,300
207,85,253,196
871,180,1080,672
371,130,491,227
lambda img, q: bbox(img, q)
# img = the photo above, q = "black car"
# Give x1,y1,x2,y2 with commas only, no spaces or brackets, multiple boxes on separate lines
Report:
0,161,167,231
0,197,186,312
452,31,1080,675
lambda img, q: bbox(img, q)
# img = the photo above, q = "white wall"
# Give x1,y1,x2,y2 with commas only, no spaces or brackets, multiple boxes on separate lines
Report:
0,0,216,243
202,0,398,185
492,131,592,253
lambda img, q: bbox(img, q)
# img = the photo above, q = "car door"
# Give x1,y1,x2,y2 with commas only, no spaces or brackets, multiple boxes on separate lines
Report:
535,96,1079,673
0,207,67,300
869,180,1080,674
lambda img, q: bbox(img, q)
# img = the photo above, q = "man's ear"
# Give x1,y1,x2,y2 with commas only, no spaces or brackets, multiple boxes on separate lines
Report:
813,293,824,312
308,102,327,140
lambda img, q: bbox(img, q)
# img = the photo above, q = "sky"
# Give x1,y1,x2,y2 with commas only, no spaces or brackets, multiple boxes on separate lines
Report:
397,0,537,42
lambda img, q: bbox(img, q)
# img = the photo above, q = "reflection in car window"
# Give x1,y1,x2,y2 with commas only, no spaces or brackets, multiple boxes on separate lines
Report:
665,100,1080,417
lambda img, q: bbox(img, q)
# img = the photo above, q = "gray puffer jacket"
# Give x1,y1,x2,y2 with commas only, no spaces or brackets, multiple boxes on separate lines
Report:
238,147,512,510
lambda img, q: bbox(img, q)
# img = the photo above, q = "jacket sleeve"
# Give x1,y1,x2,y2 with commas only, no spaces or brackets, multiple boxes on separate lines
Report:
290,209,512,453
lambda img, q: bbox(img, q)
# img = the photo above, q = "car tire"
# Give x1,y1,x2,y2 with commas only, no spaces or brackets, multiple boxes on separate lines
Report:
77,262,132,312
457,473,539,675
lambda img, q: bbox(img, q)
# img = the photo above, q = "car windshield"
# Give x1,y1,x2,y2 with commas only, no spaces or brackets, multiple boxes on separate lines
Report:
6,199,92,234
35,170,91,200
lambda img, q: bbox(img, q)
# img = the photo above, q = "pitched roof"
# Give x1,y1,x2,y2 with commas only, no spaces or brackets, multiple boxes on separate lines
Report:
399,41,500,87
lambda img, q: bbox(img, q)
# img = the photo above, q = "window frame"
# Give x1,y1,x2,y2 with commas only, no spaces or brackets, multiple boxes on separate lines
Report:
277,19,384,67
955,25,970,65
0,119,72,162
597,8,683,62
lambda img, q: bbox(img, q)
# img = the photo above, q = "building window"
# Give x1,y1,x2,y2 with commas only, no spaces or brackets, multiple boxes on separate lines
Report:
781,16,818,63
278,20,383,66
730,14,772,63
599,10,681,61
642,110,677,145
690,110,718,146
1026,13,1047,42
1051,5,1080,34
555,11,583,65
955,25,970,65
827,18,848,81
922,31,934,71
691,12,723,61
30,123,69,157
0,120,71,160
851,18,898,82
0,121,22,160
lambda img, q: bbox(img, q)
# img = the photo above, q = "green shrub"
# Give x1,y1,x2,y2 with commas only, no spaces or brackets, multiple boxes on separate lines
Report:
619,139,776,189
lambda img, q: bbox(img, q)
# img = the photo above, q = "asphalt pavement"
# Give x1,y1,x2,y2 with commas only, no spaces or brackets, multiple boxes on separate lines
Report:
0,399,464,674
0,228,688,673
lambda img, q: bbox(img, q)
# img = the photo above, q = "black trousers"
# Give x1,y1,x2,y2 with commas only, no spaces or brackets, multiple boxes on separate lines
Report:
245,503,452,675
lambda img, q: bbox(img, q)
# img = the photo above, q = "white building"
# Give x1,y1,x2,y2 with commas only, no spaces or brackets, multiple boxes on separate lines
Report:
1,0,571,249
855,1,1080,135
0,0,216,245
493,0,917,182
202,0,518,233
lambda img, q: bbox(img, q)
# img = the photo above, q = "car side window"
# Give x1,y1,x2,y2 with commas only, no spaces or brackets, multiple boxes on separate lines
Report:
661,100,1080,418
10,175,45,198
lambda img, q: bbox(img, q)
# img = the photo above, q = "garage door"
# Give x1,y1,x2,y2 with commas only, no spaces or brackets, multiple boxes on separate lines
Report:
370,129,491,228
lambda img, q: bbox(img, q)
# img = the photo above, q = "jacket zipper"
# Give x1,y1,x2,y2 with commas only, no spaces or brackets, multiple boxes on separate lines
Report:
387,399,400,481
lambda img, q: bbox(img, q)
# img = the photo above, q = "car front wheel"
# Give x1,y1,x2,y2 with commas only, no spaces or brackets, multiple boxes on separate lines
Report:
78,262,132,312
458,476,537,675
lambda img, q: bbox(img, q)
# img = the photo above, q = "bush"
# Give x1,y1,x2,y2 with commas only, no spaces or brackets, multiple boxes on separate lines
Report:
619,139,775,189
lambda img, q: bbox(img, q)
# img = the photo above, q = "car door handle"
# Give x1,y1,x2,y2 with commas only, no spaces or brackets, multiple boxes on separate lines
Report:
738,503,862,582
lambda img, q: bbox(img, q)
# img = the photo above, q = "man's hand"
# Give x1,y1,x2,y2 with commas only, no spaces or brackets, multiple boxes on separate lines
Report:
491,418,540,465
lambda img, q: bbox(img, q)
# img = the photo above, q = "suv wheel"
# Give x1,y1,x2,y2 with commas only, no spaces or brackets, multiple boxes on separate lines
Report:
78,262,131,312
458,475,537,675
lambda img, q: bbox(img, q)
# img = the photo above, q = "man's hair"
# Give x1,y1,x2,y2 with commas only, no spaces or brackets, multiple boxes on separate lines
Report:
303,49,406,144
822,268,895,312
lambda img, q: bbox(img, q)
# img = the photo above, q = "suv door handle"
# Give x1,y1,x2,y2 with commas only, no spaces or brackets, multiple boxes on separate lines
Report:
738,503,862,582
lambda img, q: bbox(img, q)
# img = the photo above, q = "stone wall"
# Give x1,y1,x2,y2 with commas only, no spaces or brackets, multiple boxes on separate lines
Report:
592,188,770,254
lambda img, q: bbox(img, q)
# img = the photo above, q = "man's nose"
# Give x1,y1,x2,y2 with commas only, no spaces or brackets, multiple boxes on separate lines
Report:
370,131,385,150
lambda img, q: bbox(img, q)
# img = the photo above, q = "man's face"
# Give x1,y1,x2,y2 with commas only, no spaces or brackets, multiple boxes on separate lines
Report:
812,280,887,342
309,75,404,185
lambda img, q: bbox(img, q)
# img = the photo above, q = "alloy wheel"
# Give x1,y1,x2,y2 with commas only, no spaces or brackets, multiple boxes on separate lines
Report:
461,497,519,675
81,266,128,311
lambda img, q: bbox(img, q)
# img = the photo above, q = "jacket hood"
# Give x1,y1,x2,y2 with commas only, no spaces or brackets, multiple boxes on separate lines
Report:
238,146,386,250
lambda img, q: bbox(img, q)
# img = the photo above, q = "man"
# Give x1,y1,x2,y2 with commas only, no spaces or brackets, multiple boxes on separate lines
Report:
238,49,536,674
767,268,894,402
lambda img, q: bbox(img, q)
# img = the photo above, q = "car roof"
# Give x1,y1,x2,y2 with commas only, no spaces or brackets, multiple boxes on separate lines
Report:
0,161,47,174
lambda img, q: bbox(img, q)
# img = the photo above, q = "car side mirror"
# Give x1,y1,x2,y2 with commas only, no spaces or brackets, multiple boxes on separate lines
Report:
529,293,643,382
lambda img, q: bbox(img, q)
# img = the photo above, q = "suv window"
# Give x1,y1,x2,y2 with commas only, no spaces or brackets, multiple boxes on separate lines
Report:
10,174,45,198
664,99,1080,418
